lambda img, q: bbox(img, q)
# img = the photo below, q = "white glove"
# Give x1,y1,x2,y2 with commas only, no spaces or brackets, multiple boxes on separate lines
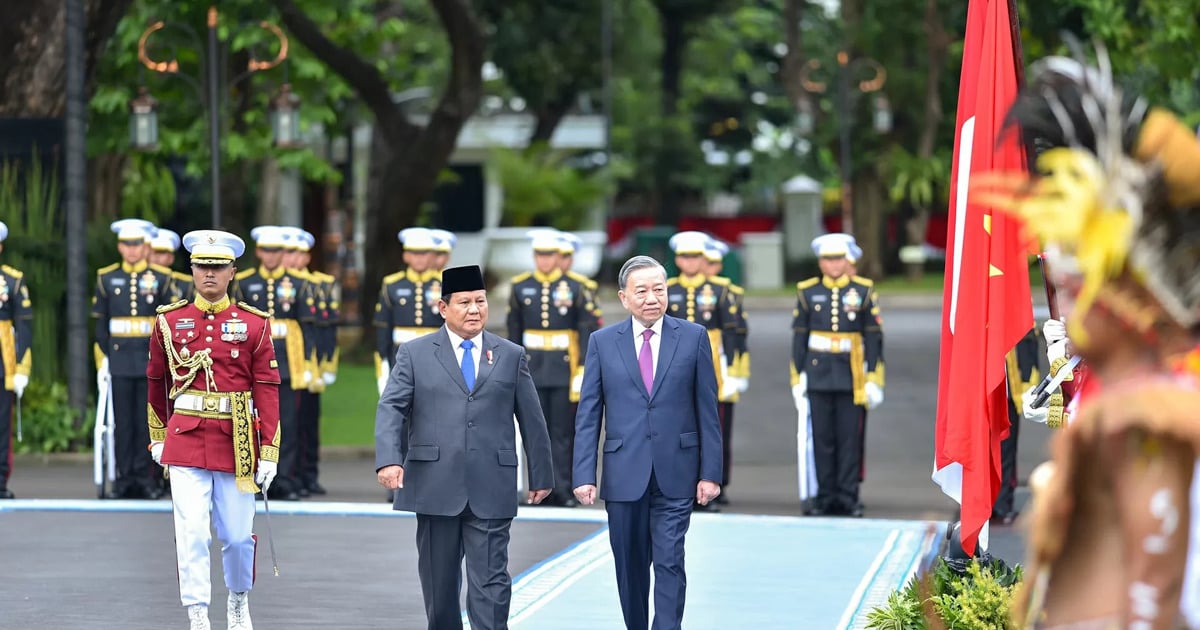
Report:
720,378,740,400
1042,318,1066,345
791,374,808,408
735,376,749,394
377,373,389,396
322,372,336,385
255,460,278,491
1047,339,1068,364
150,442,164,465
302,370,313,386
570,372,583,396
1022,389,1049,424
96,358,110,391
864,382,884,410
12,374,28,399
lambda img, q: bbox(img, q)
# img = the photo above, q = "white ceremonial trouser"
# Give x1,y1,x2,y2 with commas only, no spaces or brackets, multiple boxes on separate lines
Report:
1180,460,1200,627
171,466,257,607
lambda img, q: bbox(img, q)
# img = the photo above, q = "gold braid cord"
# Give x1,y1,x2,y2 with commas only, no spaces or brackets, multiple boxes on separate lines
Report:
230,391,259,494
157,316,216,398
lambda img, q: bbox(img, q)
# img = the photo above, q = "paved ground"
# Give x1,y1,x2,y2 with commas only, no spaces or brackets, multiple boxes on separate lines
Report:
4,298,1053,627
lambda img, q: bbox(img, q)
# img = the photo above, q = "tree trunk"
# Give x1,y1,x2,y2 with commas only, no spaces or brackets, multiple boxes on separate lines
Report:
904,0,951,280
87,153,126,220
780,0,807,109
0,0,133,115
655,10,688,228
853,169,886,279
529,94,575,146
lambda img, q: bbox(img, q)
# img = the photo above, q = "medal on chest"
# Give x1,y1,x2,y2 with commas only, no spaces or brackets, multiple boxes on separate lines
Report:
221,317,249,343
276,277,296,313
843,288,862,322
697,285,717,321
552,280,574,316
425,281,442,312
139,270,159,303
0,276,9,305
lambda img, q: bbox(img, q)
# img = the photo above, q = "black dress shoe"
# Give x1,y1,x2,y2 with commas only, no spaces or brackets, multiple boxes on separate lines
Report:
139,481,164,500
693,501,720,513
713,493,729,506
560,497,579,508
296,485,311,498
305,482,328,496
848,504,865,518
0,487,14,499
990,510,1020,526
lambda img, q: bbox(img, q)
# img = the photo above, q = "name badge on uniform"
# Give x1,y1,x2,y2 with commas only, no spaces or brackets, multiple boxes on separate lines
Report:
175,318,195,330
221,320,249,343
396,288,413,297
110,277,127,286
811,294,826,303
520,287,537,297
246,283,264,292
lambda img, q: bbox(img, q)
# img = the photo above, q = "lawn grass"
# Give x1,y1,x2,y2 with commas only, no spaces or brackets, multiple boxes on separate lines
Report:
319,362,378,446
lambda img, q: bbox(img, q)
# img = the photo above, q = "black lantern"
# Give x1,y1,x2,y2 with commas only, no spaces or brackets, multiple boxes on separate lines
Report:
129,87,159,150
795,95,815,136
873,95,893,134
270,83,303,148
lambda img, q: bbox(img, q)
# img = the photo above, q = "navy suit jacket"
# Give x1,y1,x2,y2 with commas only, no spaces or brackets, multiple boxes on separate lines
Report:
573,315,722,501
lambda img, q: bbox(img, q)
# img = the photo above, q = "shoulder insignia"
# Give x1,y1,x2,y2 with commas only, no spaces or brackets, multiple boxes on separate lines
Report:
0,264,21,278
156,299,189,314
235,268,256,281
666,277,679,286
726,284,744,295
851,275,874,287
566,271,595,288
238,302,271,318
382,271,407,285
708,276,730,285
149,263,174,276
511,271,532,283
172,271,192,281
97,262,119,276
313,271,335,282
796,278,820,291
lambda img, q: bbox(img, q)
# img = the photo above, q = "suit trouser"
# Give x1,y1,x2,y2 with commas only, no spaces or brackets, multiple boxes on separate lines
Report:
111,376,151,487
606,471,693,630
719,402,734,486
0,390,11,486
415,507,512,630
994,395,1021,515
808,390,861,511
298,390,321,487
536,385,573,498
170,466,256,606
275,380,300,492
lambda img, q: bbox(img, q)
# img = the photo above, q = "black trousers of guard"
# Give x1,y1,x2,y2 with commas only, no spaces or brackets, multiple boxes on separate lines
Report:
808,390,861,513
273,380,300,495
537,385,573,501
0,390,11,488
111,376,152,494
858,409,868,483
298,390,321,489
994,395,1021,517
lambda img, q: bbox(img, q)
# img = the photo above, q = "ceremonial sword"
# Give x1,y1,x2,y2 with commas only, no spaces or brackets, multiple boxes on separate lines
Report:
15,392,21,442
1029,354,1083,409
254,409,280,576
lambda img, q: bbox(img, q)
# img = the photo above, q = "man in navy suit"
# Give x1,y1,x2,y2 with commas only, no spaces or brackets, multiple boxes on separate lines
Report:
573,255,723,630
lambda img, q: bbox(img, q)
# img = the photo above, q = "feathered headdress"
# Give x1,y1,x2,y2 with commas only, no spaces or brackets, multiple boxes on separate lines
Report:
972,40,1200,338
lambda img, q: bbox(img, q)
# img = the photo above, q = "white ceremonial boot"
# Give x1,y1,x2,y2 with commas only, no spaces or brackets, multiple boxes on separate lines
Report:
187,604,211,630
227,591,253,630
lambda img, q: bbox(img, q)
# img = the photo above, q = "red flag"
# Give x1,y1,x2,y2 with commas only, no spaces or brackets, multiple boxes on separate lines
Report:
932,0,1032,556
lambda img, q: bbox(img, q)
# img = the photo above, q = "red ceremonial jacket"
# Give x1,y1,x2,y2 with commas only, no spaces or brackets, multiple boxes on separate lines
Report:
147,294,281,473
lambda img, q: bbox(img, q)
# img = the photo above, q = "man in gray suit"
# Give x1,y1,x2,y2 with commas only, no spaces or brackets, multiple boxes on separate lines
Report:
376,264,554,630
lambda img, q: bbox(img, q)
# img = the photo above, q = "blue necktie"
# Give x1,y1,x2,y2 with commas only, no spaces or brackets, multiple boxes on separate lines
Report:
460,339,475,390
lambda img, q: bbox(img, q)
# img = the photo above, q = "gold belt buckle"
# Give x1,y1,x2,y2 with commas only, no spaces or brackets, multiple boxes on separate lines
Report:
203,395,220,412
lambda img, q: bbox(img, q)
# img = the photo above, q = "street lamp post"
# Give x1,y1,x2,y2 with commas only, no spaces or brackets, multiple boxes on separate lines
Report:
132,6,296,228
796,51,889,237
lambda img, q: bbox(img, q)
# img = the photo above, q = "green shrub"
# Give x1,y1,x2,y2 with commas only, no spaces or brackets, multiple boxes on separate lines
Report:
865,557,1023,630
12,381,91,454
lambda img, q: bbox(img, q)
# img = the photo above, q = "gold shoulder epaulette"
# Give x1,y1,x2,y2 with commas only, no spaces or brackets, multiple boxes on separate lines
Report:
313,271,335,282
667,277,679,286
726,283,744,295
234,268,256,280
97,262,119,276
511,271,532,283
796,278,820,291
708,276,730,285
566,271,596,289
238,302,270,318
381,270,406,285
149,263,174,275
156,299,189,314
171,270,192,281
851,275,874,287
290,268,313,280
0,264,22,278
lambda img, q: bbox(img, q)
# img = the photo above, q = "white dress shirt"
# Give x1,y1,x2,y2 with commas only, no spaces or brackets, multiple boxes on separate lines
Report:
631,316,664,380
445,327,482,381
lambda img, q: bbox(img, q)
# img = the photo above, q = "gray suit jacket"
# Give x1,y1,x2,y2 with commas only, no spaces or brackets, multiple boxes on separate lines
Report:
375,327,554,519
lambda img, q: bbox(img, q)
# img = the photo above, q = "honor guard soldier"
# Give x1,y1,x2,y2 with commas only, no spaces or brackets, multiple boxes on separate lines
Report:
232,225,317,501
665,230,738,510
557,232,604,328
282,226,337,496
993,327,1039,525
0,222,31,499
791,233,883,517
846,240,875,488
702,236,747,504
428,228,456,272
147,230,280,630
151,228,194,302
507,229,598,507
93,218,175,499
374,227,444,394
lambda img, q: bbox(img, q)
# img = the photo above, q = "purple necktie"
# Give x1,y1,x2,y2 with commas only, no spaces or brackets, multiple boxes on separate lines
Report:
639,329,655,394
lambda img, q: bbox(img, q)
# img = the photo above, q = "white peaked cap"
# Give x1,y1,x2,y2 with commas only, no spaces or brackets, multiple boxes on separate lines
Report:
668,231,710,255
111,218,157,243
811,233,854,258
527,228,563,253
150,228,181,252
250,225,288,248
398,227,438,251
183,230,246,265
428,229,457,252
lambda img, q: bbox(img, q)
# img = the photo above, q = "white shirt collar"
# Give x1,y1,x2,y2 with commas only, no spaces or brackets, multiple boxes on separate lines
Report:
631,316,664,338
445,326,483,349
